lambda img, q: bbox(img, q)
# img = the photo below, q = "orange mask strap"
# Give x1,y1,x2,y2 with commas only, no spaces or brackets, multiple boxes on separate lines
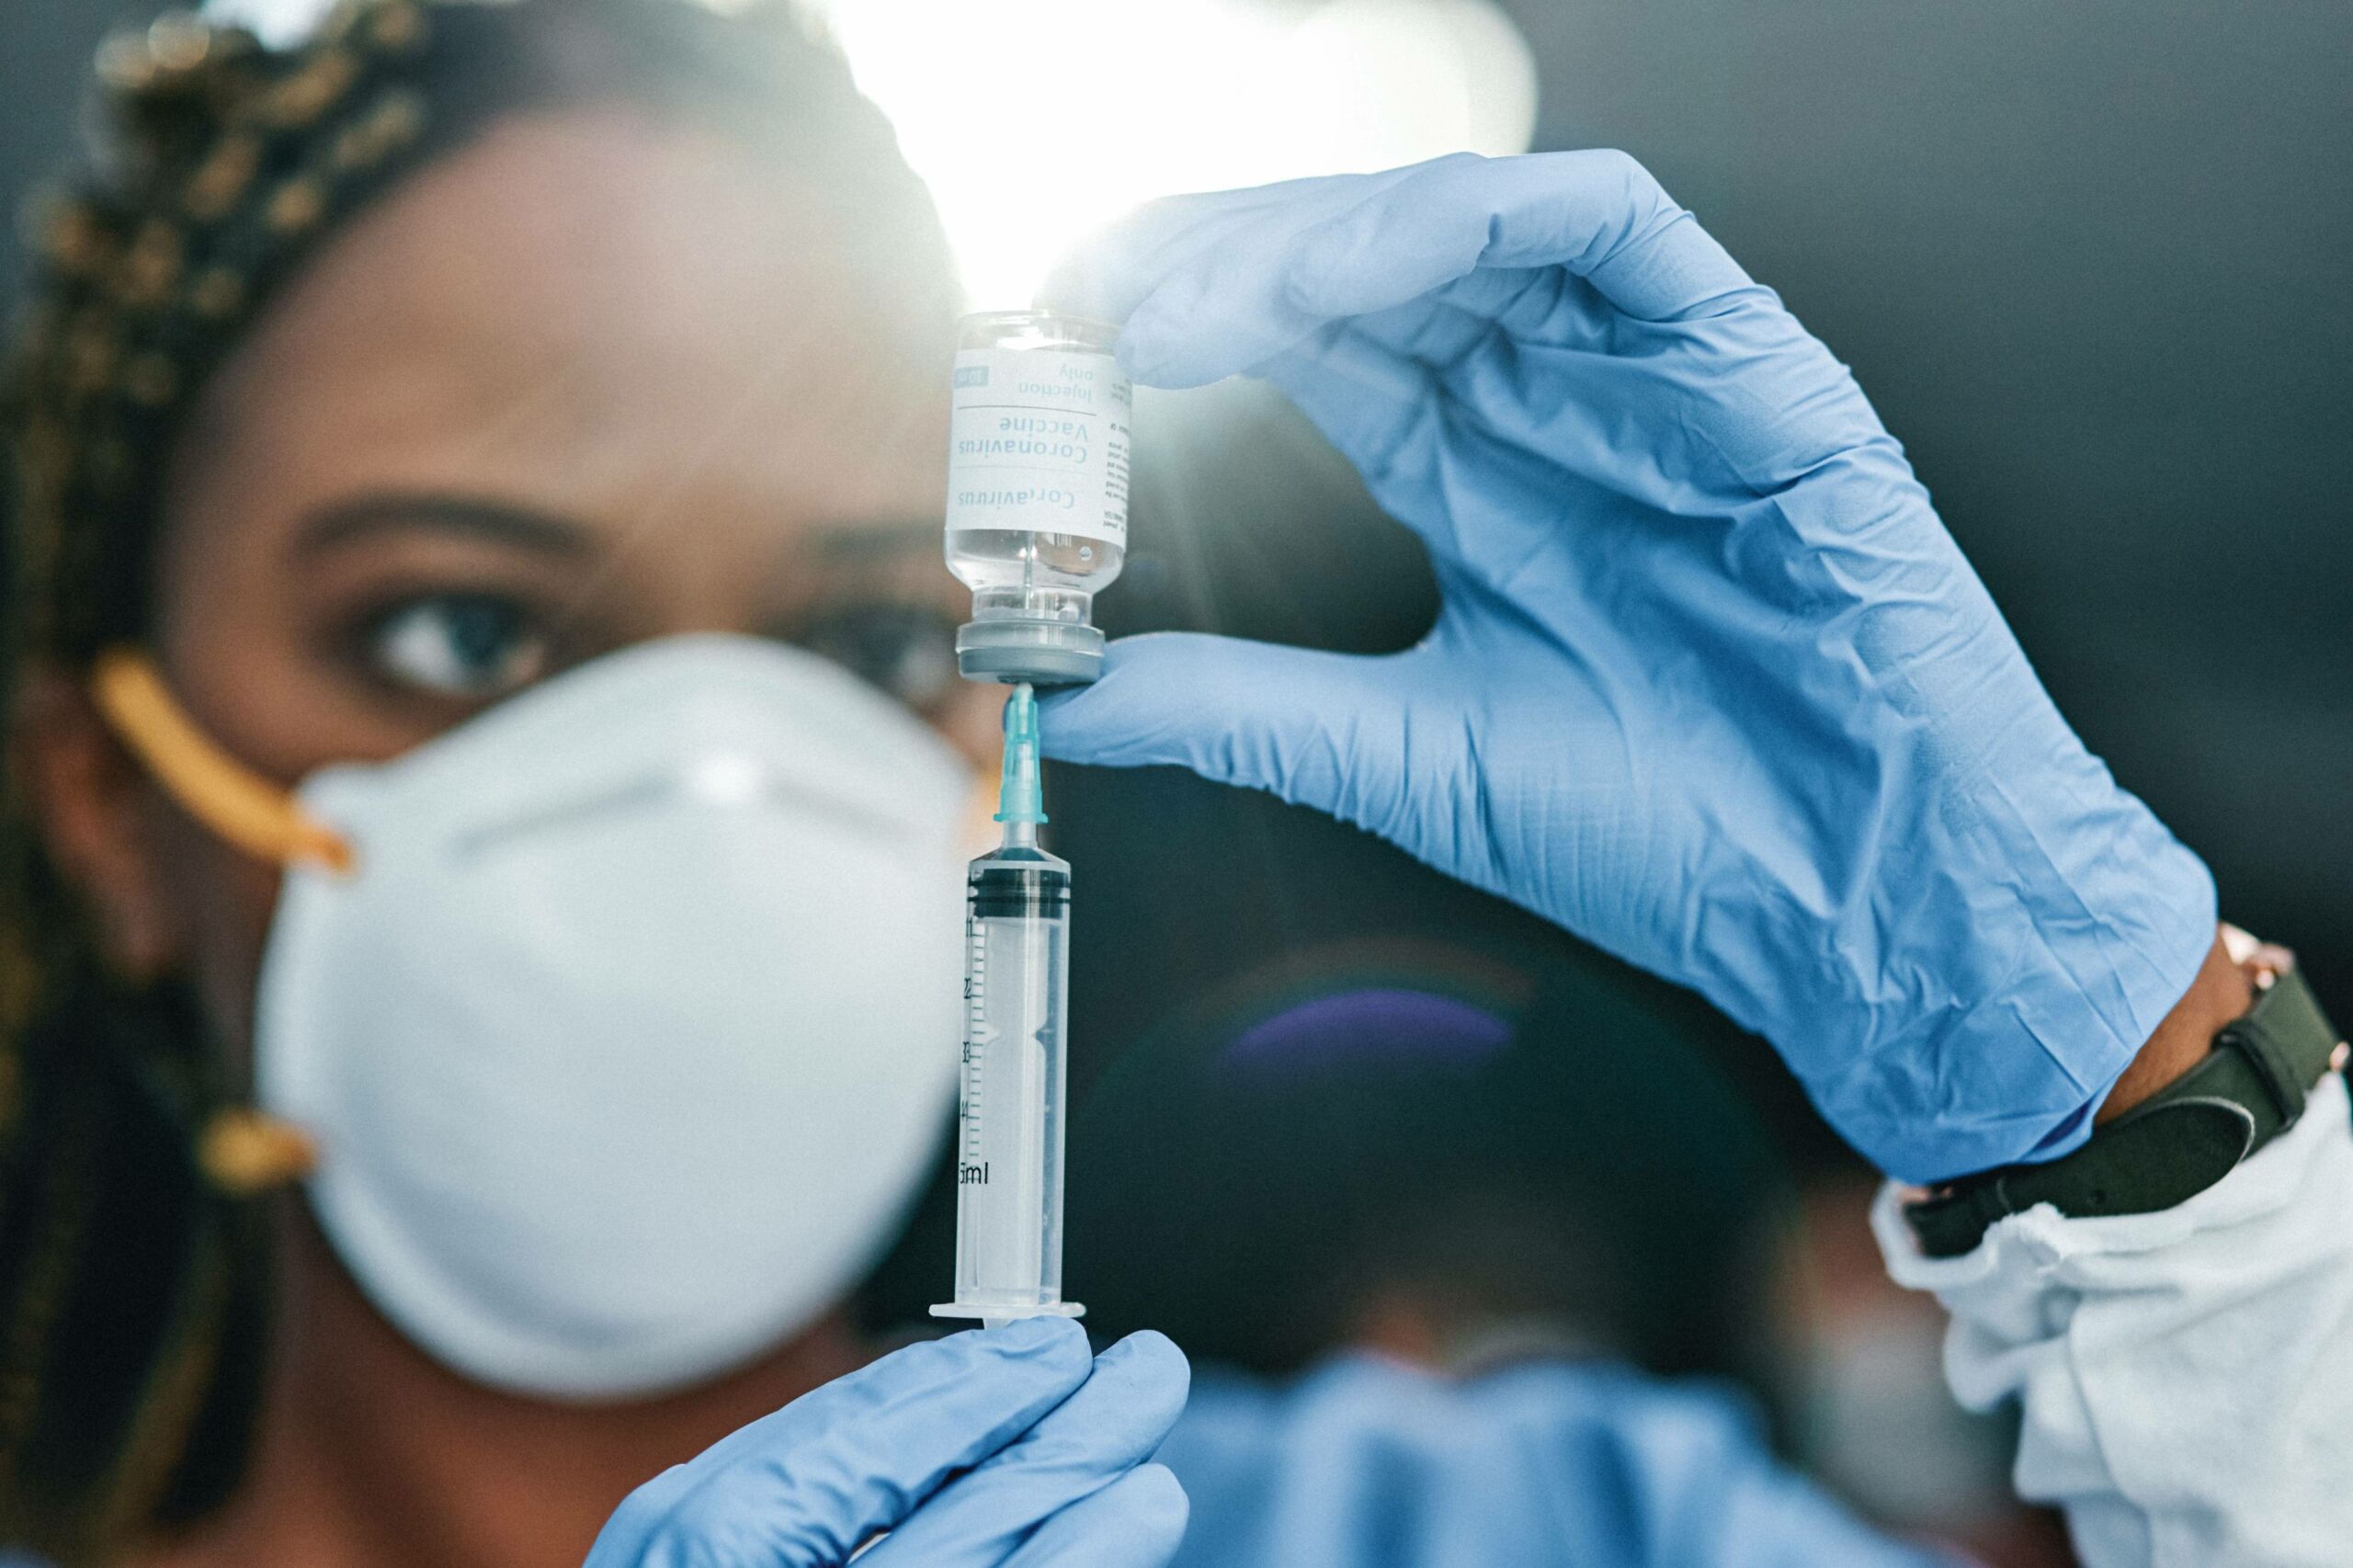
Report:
90,648,356,874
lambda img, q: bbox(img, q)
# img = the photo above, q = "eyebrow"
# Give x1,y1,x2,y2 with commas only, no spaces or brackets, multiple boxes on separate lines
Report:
291,493,599,559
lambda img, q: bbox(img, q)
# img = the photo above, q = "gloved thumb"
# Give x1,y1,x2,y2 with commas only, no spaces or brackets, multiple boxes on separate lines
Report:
1037,632,1414,832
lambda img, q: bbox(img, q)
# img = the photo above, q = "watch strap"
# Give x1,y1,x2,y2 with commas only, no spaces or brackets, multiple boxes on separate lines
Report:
1906,966,2345,1259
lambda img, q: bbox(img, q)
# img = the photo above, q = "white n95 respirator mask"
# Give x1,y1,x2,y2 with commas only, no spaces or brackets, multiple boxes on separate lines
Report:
96,635,969,1401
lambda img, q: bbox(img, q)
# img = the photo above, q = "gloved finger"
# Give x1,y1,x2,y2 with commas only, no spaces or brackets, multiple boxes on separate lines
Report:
599,1319,1084,1527
1432,265,1598,341
1257,328,1438,490
1055,167,1448,387
1119,150,1756,388
1285,149,1756,322
585,1317,1093,1566
1037,633,1421,841
1347,267,1617,364
1265,274,1627,488
998,1466,1189,1568
860,1332,1189,1568
1041,195,1289,328
1039,167,1420,329
1325,295,1495,369
1259,328,1585,579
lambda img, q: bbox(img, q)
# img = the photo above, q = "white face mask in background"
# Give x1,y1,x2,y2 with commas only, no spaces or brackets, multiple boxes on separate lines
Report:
109,635,971,1400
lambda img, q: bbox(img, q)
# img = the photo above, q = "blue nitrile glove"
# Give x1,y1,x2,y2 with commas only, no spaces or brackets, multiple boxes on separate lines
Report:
585,1318,1188,1567
1039,150,2215,1184
1162,1355,1947,1568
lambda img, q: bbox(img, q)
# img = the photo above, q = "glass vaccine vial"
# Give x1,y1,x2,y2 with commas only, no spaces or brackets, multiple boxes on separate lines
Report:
945,311,1131,685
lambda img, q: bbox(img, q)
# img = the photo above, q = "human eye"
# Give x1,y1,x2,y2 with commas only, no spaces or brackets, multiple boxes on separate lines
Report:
358,591,551,699
795,599,960,710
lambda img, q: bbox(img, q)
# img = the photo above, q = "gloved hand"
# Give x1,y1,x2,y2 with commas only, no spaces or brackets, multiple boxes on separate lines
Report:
1040,150,2215,1183
1162,1355,1939,1568
585,1318,1188,1567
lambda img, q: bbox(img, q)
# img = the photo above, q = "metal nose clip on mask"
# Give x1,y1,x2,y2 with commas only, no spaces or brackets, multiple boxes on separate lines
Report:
96,636,970,1400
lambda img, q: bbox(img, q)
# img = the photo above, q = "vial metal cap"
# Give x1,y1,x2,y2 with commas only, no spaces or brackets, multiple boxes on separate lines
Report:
956,618,1105,685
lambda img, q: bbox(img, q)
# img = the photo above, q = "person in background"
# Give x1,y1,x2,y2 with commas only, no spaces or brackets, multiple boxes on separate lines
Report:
1072,947,1788,1392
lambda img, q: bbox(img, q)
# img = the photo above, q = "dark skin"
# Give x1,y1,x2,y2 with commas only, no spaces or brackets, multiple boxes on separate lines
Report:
20,109,999,1567
13,97,2252,1568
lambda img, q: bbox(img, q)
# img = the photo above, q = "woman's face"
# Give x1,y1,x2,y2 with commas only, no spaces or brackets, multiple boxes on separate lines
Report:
108,108,992,1048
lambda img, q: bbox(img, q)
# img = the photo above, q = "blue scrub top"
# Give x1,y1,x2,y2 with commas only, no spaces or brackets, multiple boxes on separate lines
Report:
1159,1354,1961,1568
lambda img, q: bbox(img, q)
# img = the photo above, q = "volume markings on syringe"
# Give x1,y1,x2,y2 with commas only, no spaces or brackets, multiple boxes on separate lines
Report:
962,926,991,1169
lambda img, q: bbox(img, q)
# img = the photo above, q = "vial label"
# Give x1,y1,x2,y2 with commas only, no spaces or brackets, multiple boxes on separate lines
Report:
948,348,1131,546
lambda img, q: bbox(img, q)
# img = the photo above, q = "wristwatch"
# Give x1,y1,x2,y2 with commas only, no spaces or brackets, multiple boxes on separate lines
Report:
1904,943,2347,1259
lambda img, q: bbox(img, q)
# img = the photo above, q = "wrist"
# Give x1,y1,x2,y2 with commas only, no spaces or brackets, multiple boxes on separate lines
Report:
1904,926,2344,1256
2096,929,2251,1123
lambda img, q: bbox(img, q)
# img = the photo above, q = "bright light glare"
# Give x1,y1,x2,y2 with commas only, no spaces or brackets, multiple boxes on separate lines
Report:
199,0,335,47
809,0,1539,309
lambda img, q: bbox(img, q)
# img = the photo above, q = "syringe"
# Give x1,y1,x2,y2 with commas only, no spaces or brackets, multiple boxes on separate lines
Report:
931,684,1084,1331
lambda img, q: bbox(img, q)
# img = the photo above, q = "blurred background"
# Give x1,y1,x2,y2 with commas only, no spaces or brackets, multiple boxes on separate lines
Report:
6,2,2345,1562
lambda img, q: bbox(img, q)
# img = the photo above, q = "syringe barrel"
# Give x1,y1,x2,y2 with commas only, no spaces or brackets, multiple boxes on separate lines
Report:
949,849,1073,1313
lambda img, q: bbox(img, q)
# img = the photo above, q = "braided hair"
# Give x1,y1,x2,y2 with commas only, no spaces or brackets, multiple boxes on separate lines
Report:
0,4,949,1558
